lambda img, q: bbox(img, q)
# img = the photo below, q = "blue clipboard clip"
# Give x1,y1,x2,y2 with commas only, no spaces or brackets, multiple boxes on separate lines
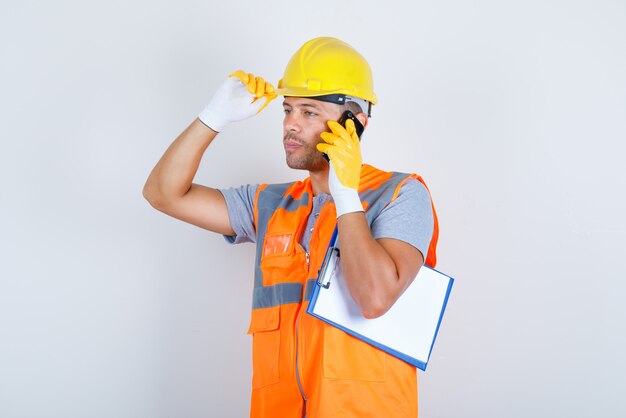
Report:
317,226,340,289
317,246,340,289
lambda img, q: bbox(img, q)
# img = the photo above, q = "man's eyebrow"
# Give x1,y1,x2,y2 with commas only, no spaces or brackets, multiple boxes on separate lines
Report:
298,103,320,109
282,102,321,110
282,99,321,107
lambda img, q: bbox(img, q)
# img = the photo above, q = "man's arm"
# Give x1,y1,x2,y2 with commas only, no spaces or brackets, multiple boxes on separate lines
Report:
337,213,424,319
143,119,234,235
317,119,433,319
142,71,276,234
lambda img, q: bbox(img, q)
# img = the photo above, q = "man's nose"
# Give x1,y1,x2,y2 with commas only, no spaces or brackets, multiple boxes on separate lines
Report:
283,112,301,133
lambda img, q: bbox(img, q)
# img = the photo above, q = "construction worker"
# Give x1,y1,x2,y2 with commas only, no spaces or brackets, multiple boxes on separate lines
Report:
143,37,438,418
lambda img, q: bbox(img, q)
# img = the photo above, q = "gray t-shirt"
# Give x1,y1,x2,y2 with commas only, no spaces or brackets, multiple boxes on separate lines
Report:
219,178,434,259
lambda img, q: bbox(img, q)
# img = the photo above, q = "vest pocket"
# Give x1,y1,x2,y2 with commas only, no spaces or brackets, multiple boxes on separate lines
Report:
323,325,387,382
247,306,281,389
260,233,309,286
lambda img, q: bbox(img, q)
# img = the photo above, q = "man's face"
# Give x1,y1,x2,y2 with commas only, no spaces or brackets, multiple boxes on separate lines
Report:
282,97,343,172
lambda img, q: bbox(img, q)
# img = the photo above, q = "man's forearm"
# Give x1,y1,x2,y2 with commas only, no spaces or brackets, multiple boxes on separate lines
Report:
336,212,402,319
143,118,217,207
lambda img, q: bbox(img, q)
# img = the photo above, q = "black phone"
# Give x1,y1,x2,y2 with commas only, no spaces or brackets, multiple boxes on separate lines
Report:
338,110,365,138
322,111,364,162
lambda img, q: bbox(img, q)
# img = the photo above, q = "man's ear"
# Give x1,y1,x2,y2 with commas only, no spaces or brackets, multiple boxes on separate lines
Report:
355,112,368,129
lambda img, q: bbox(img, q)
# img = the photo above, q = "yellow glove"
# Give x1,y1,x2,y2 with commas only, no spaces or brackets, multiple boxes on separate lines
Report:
198,70,277,132
317,119,364,217
228,70,278,113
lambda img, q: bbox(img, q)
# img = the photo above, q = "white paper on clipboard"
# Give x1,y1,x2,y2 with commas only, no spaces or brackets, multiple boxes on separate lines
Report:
307,245,454,371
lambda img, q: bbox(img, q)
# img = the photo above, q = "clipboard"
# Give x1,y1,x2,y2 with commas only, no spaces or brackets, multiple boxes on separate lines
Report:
306,229,454,371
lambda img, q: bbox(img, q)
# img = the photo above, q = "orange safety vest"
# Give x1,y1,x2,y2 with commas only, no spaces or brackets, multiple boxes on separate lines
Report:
247,164,439,418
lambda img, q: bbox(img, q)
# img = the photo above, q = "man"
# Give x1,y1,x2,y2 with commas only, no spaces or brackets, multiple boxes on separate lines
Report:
144,37,439,418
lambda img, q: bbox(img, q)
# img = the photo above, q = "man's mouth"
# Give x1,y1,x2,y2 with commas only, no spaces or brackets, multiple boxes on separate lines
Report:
283,134,304,150
284,142,302,151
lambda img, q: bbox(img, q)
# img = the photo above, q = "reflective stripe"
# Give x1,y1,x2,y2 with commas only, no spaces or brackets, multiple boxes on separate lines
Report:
254,182,310,289
304,278,317,302
252,282,304,309
251,278,318,310
360,172,408,226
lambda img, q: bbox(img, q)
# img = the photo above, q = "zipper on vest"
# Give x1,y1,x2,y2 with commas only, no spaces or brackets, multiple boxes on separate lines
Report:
296,243,310,268
294,312,307,413
294,195,313,416
295,243,309,411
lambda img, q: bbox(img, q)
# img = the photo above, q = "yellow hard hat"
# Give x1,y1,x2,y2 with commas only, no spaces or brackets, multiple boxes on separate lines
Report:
277,37,377,105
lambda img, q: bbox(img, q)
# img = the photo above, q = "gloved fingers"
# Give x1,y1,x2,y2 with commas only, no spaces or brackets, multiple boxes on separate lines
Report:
319,146,354,186
319,119,363,193
228,70,260,95
248,97,265,114
316,142,351,162
319,131,338,145
344,118,357,138
242,73,255,94
320,131,352,151
331,145,354,164
326,120,352,143
254,77,266,97
228,71,259,99
262,83,278,104
228,69,250,85
253,76,278,99
251,79,278,113
258,79,278,101
320,124,352,148
247,74,254,88
228,69,277,112
254,93,278,113
316,144,341,166
327,119,359,146
316,142,332,154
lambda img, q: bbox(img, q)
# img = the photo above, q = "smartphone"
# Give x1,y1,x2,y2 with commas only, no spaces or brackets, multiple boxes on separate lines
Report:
322,111,365,162
338,110,365,138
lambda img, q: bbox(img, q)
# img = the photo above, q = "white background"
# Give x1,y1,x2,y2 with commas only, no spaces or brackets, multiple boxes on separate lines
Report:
1,1,625,417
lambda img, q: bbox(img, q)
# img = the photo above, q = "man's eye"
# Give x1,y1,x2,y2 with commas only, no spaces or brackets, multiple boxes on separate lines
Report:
305,111,317,116
283,109,291,114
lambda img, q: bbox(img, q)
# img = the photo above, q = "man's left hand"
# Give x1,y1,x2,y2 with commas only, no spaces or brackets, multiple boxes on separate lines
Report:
317,119,364,218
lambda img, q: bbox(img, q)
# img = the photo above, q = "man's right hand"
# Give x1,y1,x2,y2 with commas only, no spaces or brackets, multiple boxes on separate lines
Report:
198,70,277,132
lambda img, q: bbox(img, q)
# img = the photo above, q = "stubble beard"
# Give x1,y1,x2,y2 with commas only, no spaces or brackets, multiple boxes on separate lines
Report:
284,132,327,172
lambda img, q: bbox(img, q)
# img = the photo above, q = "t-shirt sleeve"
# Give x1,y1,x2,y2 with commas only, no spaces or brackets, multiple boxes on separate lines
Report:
218,184,259,244
370,178,434,261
